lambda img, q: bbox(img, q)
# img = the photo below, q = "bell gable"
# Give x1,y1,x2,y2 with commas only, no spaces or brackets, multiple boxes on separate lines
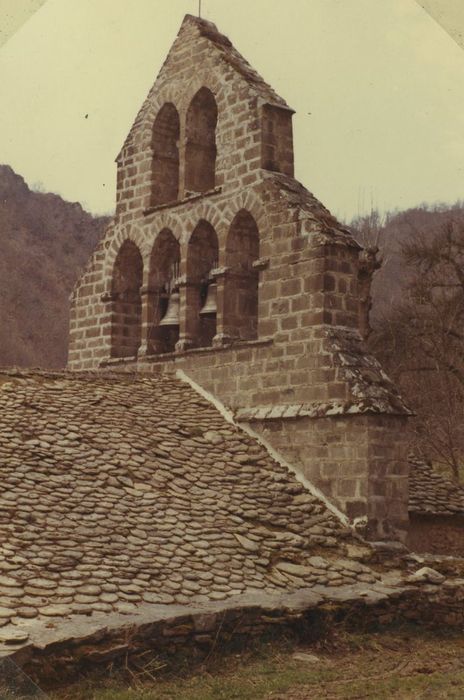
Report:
116,15,295,220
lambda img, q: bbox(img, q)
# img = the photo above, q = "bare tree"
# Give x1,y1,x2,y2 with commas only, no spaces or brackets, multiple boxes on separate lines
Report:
351,209,386,339
370,218,464,481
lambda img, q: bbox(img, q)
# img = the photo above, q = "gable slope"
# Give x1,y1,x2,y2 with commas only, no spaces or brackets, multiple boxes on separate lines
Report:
117,14,292,161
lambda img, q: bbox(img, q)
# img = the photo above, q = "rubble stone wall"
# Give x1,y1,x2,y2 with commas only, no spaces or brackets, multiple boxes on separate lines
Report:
11,580,464,689
408,515,464,556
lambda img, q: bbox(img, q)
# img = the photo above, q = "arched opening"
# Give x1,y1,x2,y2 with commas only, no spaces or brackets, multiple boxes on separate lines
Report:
148,229,181,354
150,103,180,207
185,88,218,195
111,240,143,358
261,104,294,177
187,220,219,347
224,210,260,340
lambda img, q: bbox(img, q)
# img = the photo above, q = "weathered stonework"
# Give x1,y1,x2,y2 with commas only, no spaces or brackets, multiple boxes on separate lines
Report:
68,15,411,540
247,414,410,539
408,456,464,554
0,368,378,655
5,573,464,688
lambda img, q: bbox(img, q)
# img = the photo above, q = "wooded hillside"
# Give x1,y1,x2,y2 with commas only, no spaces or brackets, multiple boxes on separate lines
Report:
0,165,109,368
351,203,464,480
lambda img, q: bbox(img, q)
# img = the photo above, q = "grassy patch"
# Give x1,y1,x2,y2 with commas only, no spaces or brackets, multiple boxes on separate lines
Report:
50,627,464,700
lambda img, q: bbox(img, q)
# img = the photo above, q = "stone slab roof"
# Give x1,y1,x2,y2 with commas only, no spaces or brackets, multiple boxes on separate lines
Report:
191,16,290,109
323,327,411,415
266,173,361,249
236,326,411,421
409,456,464,516
0,370,380,646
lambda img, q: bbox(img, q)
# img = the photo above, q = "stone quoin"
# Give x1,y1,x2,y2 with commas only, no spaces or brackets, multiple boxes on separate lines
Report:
68,14,411,540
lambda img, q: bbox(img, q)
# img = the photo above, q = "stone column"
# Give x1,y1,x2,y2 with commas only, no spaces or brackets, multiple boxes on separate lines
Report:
212,267,234,347
91,291,115,363
175,278,201,352
138,285,161,357
100,291,118,359
178,132,187,200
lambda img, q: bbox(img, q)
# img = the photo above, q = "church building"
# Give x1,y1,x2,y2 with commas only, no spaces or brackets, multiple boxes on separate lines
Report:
68,14,411,541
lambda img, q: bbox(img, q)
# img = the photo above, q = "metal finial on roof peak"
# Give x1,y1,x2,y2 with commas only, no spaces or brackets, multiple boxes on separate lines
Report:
198,0,202,18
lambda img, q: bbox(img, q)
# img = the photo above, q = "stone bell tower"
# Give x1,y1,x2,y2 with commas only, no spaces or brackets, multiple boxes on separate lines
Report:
69,15,411,541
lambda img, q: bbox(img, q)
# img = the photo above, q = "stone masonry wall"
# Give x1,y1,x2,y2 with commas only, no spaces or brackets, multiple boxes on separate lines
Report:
10,578,464,689
408,515,464,556
69,16,361,372
68,176,361,374
114,16,291,224
248,414,410,540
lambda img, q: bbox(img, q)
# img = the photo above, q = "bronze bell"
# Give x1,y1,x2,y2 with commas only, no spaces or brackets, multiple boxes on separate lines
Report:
159,289,180,326
199,281,217,316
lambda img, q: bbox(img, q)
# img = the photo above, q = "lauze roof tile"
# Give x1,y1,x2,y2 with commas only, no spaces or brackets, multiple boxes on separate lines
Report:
0,370,379,644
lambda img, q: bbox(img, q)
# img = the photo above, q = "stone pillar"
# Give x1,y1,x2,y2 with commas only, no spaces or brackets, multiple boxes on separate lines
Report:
100,291,119,359
178,131,187,200
175,279,201,352
365,414,411,542
212,267,234,347
139,285,161,356
249,412,410,543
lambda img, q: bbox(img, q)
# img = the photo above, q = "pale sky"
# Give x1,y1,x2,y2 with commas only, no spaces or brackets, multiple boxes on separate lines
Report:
0,0,463,220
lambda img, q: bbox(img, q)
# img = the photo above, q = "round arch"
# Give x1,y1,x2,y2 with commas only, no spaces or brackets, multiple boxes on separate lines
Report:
185,88,218,195
148,229,181,354
111,240,143,358
150,103,180,207
223,210,260,341
186,219,219,347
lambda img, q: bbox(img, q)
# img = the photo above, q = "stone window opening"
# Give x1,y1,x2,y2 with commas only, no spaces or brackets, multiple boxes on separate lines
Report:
148,230,181,354
186,220,219,348
150,103,180,207
223,210,260,341
111,240,143,358
261,104,294,178
185,88,218,195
